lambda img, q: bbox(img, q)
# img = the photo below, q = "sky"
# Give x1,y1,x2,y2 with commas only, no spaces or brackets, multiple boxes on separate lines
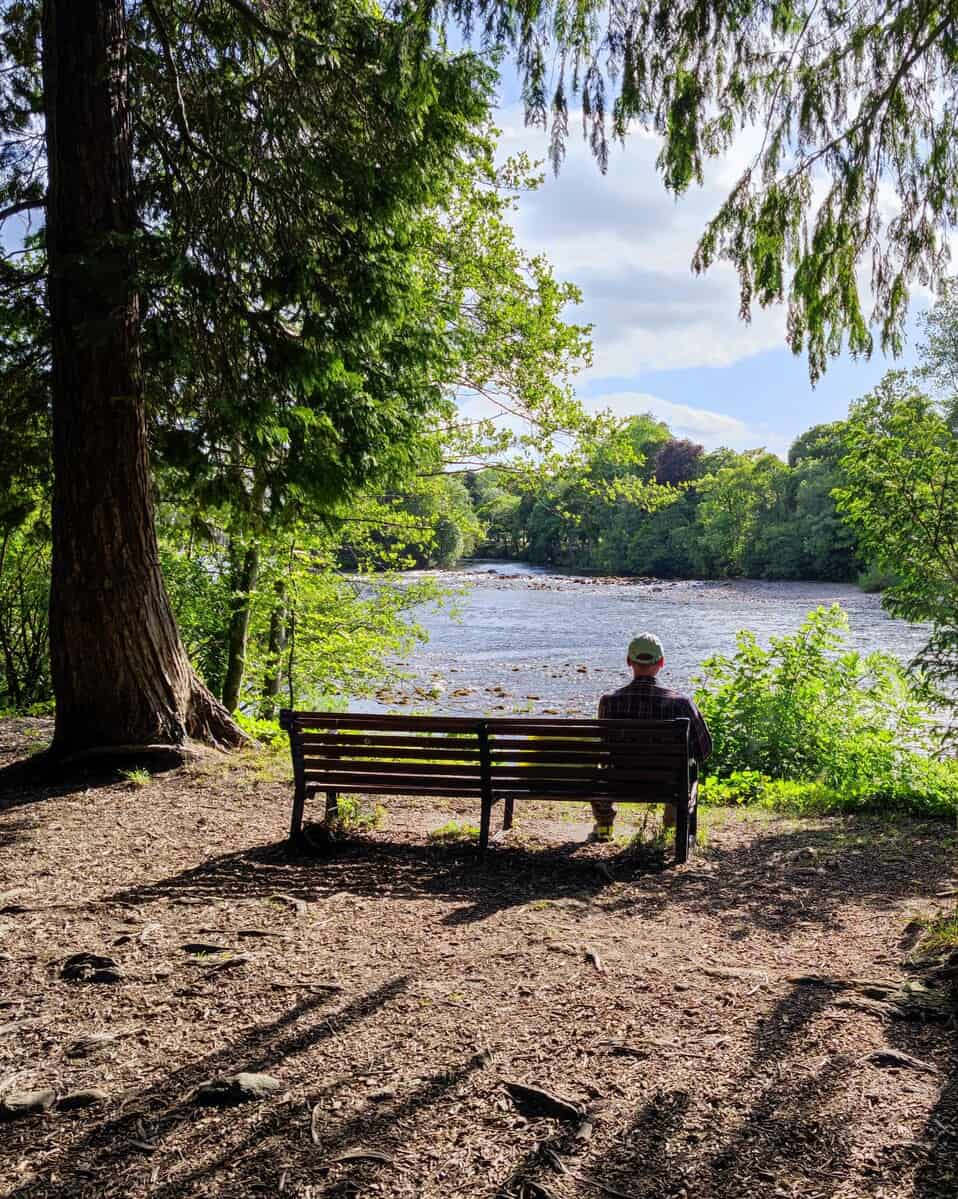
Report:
491,92,926,458
3,44,928,462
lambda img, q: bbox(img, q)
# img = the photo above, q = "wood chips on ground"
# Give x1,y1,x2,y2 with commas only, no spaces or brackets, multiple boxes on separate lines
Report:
1,717,957,1198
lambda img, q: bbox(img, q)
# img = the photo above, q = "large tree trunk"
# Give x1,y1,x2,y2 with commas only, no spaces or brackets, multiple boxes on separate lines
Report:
42,0,245,755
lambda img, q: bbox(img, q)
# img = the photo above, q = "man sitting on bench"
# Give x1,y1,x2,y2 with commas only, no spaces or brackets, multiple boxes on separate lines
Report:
591,632,712,842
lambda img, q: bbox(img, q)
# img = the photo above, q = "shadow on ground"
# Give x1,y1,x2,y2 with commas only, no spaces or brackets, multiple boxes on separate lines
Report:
0,752,184,815
3,976,415,1199
9,973,955,1198
575,982,856,1199
496,978,958,1199
100,814,954,935
5,796,956,1198
892,1008,958,1199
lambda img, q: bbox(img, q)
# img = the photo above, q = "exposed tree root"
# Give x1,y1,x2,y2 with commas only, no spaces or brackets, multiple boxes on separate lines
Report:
186,675,249,750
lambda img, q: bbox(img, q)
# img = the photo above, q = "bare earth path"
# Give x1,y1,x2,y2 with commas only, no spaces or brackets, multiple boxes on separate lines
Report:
1,718,956,1199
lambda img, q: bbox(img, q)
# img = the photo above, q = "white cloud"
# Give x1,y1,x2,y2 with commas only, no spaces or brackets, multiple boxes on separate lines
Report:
497,107,944,379
497,106,789,375
581,390,790,456
454,385,790,457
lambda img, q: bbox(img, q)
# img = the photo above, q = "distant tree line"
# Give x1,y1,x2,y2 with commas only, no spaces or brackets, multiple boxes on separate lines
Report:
462,415,862,582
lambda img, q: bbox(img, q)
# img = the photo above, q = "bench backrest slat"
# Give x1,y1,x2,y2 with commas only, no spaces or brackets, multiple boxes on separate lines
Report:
303,758,482,780
304,779,486,796
281,711,482,734
483,716,686,732
295,733,481,753
298,744,483,763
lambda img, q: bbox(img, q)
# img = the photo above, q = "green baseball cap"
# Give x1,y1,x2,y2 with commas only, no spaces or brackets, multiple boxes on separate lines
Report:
627,632,665,664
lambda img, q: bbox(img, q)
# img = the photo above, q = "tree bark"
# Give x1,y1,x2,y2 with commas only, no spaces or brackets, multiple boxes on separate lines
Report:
259,579,288,718
42,0,245,754
221,540,260,713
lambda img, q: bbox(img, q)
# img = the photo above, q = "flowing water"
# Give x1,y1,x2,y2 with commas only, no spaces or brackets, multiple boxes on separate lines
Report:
359,562,930,717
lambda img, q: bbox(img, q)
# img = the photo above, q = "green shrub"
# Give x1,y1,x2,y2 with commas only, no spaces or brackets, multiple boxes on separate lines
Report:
234,711,287,748
700,771,846,813
427,819,480,843
334,794,386,831
695,606,958,818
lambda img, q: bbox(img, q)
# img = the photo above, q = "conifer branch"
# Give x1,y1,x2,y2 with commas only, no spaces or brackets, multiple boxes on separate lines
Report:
142,0,192,146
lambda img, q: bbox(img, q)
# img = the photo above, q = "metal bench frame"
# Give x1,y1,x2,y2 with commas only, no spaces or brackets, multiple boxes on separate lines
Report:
279,710,698,864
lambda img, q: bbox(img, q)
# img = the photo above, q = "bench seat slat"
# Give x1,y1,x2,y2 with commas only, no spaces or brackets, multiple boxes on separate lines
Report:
305,776,681,790
306,777,679,799
496,783,682,798
305,775,484,795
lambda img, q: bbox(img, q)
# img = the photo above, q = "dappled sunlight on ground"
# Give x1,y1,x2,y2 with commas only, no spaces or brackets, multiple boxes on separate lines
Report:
1,721,956,1198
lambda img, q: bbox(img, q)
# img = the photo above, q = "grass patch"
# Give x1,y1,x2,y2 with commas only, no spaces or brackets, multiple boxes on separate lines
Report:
334,795,387,832
617,807,669,852
233,713,292,783
120,767,152,787
913,911,958,959
427,819,480,844
700,769,958,820
241,745,292,785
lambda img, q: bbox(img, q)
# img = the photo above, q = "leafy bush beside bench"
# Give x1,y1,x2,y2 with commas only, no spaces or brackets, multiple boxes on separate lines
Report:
694,606,958,819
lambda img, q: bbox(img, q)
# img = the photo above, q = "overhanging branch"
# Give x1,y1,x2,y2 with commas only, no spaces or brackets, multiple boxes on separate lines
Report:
0,197,44,224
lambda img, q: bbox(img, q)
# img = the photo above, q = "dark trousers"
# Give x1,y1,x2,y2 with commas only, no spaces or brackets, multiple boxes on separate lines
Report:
589,801,677,828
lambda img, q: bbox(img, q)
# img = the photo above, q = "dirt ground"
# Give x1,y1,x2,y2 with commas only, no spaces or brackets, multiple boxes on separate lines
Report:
1,717,957,1199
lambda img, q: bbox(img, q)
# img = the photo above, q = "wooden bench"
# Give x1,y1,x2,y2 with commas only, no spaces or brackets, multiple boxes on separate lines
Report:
279,710,698,863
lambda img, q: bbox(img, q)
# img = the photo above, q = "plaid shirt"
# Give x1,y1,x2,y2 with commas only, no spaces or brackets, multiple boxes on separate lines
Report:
597,676,712,763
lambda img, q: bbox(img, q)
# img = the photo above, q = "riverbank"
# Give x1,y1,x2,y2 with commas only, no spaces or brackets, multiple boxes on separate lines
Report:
1,720,957,1198
361,566,930,717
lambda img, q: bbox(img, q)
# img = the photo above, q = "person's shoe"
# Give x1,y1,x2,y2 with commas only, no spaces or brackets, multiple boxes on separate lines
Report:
589,822,614,843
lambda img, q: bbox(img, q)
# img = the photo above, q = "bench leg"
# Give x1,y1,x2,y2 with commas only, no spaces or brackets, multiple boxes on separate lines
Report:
290,782,307,842
478,796,492,861
325,790,339,824
502,797,515,832
674,797,690,865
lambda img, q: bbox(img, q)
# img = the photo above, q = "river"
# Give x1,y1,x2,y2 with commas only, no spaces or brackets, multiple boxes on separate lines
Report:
358,563,931,717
